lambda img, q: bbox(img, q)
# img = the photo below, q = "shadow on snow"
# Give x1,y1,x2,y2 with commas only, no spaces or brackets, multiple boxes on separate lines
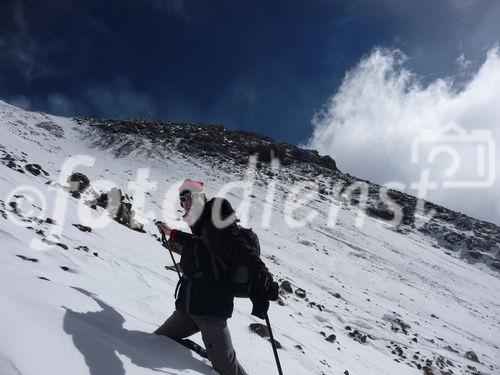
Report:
62,287,211,375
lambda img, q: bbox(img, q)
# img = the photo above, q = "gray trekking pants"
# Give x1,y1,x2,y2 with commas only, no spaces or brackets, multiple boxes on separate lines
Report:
155,310,248,375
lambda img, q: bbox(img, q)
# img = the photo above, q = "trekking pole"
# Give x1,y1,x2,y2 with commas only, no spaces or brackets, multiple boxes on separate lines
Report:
159,229,209,359
265,312,284,375
161,232,181,279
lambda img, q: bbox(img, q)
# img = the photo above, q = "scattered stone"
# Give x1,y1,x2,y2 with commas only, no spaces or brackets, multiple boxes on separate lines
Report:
344,371,349,375
67,172,90,198
38,276,50,281
56,242,68,250
348,329,367,344
75,245,89,252
60,266,70,271
280,280,293,293
308,301,324,311
249,323,269,338
268,338,282,349
42,238,68,250
7,160,17,169
42,238,57,246
93,192,108,209
72,224,92,233
295,288,306,298
332,292,341,298
25,163,47,176
325,334,336,343
422,365,434,375
45,217,56,224
444,346,459,354
391,345,403,357
464,350,480,363
8,201,20,214
93,252,99,257
383,314,411,335
16,255,38,262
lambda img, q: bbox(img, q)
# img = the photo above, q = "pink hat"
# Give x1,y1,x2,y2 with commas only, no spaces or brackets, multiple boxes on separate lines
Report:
179,179,205,195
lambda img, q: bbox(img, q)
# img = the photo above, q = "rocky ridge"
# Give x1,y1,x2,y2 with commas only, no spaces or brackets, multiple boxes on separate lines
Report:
73,117,500,274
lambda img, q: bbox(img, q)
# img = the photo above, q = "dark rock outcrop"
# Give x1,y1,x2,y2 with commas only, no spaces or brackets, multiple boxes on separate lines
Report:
74,117,338,172
35,121,65,138
25,163,49,176
67,173,90,198
89,187,144,232
280,280,293,294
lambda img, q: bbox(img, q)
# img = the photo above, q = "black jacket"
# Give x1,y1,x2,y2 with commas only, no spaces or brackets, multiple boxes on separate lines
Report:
170,197,262,319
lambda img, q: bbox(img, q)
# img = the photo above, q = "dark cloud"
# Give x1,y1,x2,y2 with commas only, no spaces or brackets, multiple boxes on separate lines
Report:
0,0,115,81
0,0,53,80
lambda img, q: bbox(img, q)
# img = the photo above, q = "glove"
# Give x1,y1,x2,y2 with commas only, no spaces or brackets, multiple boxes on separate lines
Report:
250,266,274,296
155,221,172,236
250,294,270,320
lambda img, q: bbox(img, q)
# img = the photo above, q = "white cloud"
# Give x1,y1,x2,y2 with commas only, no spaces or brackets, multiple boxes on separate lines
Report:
84,79,157,118
47,93,80,116
306,47,500,224
42,78,156,119
8,95,31,110
456,53,472,71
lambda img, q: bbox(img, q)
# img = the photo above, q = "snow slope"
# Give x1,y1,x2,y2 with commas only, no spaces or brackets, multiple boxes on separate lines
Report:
0,100,499,375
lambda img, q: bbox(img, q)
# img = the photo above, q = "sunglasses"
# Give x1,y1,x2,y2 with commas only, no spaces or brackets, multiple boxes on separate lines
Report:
179,194,191,206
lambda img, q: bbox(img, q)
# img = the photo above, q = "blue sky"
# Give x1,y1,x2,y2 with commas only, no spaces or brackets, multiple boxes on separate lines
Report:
1,0,498,145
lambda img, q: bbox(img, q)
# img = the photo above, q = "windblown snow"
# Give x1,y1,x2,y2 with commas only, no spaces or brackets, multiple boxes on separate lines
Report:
0,100,498,375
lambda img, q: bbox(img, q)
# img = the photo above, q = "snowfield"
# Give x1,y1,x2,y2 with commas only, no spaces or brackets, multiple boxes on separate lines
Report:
0,100,499,375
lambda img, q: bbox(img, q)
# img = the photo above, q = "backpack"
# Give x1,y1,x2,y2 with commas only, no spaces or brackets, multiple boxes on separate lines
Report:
230,226,261,284
207,225,261,298
230,226,278,301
